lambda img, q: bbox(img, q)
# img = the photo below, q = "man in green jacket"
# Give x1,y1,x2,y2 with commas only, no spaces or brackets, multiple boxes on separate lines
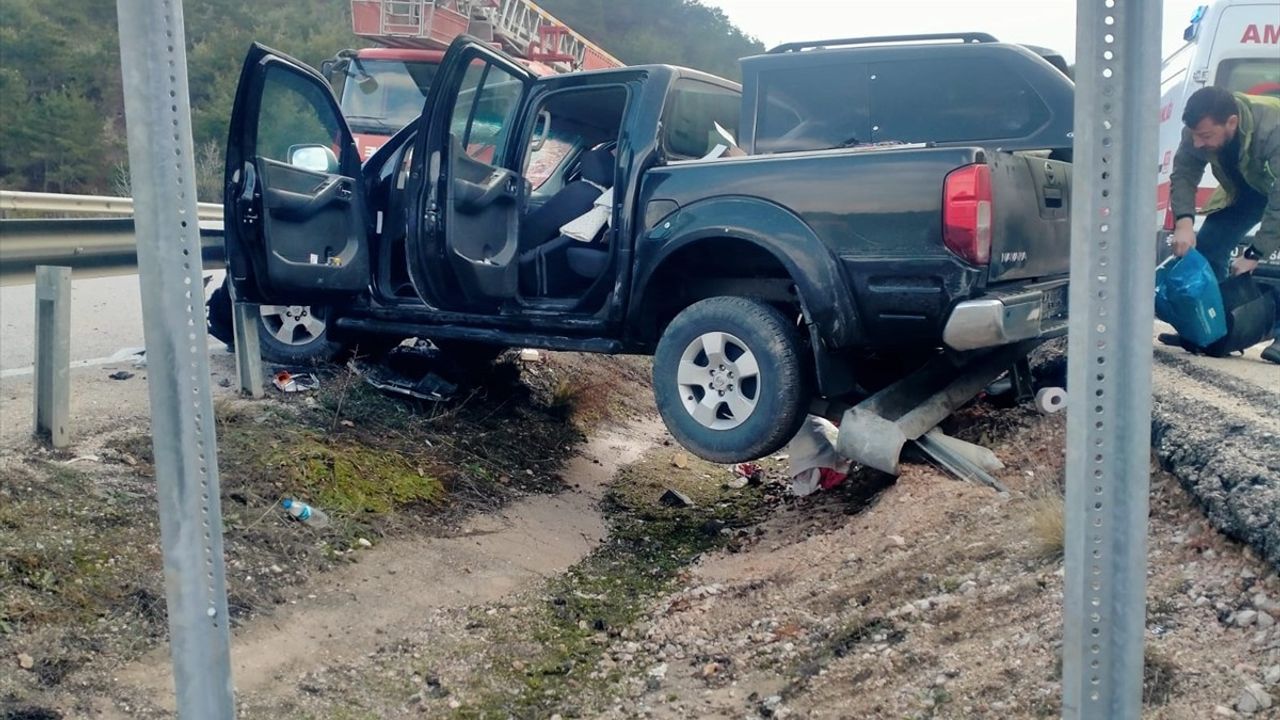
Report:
1166,86,1280,364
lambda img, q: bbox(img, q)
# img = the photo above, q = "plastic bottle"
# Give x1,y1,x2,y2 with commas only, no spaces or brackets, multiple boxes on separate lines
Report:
281,498,330,529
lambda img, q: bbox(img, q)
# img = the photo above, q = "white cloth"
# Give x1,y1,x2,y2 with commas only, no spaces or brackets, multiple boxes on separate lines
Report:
560,187,613,243
786,416,851,497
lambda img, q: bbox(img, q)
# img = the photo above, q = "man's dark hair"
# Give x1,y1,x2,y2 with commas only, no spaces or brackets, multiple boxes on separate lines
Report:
1183,86,1239,127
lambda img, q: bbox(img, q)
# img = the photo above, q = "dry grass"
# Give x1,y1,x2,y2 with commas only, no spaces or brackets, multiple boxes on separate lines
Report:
1028,493,1066,560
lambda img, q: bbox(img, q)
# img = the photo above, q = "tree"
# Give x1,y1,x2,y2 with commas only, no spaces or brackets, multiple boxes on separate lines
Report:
0,0,760,195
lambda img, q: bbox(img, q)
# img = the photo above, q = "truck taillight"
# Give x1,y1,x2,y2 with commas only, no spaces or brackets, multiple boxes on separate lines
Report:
1162,207,1175,232
943,164,992,265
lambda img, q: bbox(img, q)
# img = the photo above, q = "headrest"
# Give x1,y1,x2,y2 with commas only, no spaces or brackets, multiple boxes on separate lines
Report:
579,146,615,188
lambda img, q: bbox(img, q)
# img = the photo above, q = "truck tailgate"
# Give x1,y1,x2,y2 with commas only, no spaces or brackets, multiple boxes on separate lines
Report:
986,152,1072,284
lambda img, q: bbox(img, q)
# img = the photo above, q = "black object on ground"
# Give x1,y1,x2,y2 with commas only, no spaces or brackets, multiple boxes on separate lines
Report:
352,341,460,402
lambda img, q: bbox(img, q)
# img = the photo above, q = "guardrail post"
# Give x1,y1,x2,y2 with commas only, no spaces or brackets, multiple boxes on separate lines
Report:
115,0,235,716
33,265,71,448
231,295,264,398
1063,0,1161,717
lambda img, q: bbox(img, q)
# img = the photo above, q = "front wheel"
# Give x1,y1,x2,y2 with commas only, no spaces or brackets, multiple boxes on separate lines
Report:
206,278,350,365
256,303,348,365
652,297,809,463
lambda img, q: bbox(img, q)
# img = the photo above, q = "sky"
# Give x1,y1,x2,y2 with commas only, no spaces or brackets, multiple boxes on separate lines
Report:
702,0,1209,62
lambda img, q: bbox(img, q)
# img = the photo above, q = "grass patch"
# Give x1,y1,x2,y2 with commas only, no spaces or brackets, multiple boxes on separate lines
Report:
1143,649,1178,706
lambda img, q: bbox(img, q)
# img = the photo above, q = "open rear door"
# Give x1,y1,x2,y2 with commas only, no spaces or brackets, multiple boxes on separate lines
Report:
224,44,370,305
408,37,535,310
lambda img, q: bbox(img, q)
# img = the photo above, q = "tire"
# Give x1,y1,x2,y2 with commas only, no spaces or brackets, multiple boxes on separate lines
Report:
653,296,810,463
205,278,347,365
255,303,348,365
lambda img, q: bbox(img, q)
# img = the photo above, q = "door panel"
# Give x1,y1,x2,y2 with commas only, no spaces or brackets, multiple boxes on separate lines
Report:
257,159,365,288
225,44,370,303
408,38,534,310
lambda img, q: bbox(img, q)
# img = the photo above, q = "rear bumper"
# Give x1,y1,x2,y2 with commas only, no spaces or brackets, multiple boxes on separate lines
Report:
942,279,1069,352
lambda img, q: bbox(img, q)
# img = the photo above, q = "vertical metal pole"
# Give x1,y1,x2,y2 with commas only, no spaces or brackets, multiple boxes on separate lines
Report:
33,265,70,448
115,1,234,717
1063,1,1161,717
232,299,264,398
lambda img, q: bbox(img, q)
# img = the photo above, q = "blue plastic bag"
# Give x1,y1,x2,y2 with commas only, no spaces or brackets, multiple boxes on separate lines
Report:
1154,249,1227,347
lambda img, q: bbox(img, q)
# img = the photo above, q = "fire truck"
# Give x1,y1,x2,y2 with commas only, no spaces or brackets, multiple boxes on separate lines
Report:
326,0,624,160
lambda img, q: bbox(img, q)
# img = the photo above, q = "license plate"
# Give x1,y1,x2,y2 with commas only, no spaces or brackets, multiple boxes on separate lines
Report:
1040,285,1069,322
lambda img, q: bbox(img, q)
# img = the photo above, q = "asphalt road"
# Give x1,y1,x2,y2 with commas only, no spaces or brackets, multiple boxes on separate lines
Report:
0,271,225,376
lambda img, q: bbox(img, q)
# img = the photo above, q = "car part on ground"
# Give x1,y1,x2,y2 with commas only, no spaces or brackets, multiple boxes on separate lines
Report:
836,340,1042,475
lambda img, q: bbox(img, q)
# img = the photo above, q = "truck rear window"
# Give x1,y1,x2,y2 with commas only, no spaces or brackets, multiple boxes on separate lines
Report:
755,63,869,153
868,58,1051,144
753,55,1053,151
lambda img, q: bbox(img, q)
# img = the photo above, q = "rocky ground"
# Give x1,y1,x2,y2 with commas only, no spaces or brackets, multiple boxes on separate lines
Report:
199,402,1278,720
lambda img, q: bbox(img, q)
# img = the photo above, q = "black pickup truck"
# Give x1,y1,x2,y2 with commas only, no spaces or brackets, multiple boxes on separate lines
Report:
219,33,1074,463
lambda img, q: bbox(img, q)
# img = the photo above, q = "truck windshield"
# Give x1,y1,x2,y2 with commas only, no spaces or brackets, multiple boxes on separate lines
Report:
341,59,439,134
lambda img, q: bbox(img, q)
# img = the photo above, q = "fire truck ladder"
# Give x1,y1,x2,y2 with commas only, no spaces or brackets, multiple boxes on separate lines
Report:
356,0,621,70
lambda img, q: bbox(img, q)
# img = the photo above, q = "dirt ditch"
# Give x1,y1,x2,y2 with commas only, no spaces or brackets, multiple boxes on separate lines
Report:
1,351,653,718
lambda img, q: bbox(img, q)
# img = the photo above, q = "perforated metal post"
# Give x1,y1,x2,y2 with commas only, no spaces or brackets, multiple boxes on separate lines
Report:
1063,1,1161,717
115,0,235,716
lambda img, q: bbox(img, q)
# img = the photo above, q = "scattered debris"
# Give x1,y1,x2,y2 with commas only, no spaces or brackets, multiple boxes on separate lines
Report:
272,371,320,393
912,431,1008,492
1034,386,1068,414
672,452,690,469
884,535,907,550
281,499,331,529
349,343,460,402
731,462,764,487
17,652,35,670
108,370,135,381
356,538,373,549
659,488,695,508
519,349,543,363
62,455,101,465
361,368,457,402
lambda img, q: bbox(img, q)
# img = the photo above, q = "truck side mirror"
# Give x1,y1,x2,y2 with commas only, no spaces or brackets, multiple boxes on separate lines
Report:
288,144,340,174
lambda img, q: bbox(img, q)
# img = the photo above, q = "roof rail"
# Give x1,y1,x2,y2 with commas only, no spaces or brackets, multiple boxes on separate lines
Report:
768,32,999,54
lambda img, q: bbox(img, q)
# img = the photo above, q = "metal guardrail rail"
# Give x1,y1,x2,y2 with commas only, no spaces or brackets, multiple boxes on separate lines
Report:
1,190,221,220
0,191,224,285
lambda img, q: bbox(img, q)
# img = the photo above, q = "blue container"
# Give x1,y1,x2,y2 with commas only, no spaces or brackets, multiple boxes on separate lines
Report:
1154,249,1227,347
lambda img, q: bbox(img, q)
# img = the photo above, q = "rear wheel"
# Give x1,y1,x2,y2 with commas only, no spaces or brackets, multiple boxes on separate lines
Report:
653,296,809,463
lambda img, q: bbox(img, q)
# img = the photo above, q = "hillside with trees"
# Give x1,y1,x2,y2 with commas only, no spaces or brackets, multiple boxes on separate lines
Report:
0,0,761,199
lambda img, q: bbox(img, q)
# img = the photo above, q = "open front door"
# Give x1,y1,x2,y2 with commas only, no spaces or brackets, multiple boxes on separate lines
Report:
224,44,370,305
409,37,534,310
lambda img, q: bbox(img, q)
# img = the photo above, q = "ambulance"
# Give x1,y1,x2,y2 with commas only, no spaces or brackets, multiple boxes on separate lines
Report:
1156,0,1280,277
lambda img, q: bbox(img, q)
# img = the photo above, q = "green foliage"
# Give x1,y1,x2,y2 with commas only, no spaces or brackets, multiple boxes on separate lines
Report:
537,0,764,80
0,0,758,196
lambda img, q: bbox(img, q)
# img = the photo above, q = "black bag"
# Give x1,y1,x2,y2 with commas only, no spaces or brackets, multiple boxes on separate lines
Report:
1200,274,1277,357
